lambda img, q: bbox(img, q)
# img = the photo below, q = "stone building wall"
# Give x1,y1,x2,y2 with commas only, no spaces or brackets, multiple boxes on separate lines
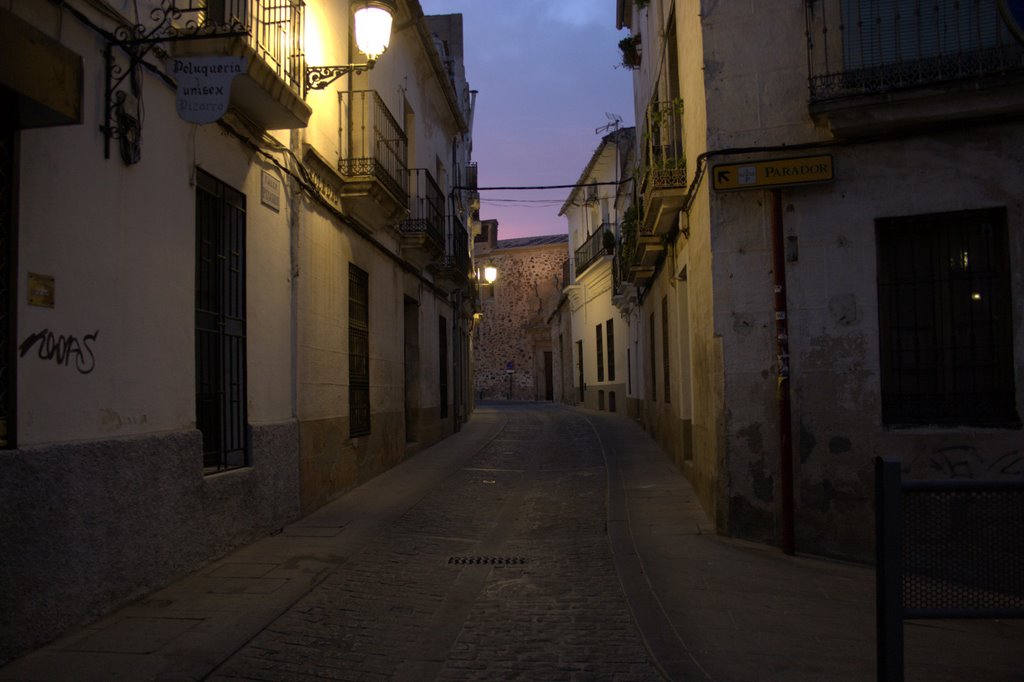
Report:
474,229,568,401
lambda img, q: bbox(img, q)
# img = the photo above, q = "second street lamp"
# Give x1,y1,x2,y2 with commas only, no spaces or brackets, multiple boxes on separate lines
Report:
305,0,396,94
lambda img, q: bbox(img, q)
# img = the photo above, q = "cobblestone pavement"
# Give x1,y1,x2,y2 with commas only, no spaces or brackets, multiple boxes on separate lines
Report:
7,402,1019,681
209,405,666,681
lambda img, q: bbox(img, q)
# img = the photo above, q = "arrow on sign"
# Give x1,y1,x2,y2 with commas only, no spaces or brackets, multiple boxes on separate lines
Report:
716,169,731,184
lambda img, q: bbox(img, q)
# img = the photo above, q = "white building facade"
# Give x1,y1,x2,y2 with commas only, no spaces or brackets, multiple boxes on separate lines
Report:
561,128,635,414
0,0,476,661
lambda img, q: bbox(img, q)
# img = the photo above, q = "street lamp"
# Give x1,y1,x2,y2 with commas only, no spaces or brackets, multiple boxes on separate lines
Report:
482,265,497,285
305,0,396,94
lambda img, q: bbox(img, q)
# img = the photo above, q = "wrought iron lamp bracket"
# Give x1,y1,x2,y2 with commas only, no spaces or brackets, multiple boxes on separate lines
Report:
304,61,376,95
102,0,248,164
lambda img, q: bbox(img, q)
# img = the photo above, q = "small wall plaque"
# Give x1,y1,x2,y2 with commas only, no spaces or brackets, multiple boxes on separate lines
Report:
261,170,281,212
28,273,55,307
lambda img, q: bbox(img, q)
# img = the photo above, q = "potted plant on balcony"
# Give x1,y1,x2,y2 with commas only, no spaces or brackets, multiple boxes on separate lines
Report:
618,34,641,70
619,204,639,269
603,229,616,254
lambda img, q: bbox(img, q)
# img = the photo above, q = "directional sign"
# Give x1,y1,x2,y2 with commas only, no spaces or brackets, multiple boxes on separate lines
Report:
712,155,834,192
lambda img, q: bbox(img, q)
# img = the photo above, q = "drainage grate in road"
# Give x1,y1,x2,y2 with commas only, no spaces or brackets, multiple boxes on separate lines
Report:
447,556,528,566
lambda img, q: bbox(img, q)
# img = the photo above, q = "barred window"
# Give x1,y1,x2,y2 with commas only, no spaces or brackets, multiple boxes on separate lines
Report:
606,319,616,382
842,0,1004,70
439,315,448,419
876,207,1018,428
649,313,656,402
195,170,247,472
662,295,671,404
349,265,370,437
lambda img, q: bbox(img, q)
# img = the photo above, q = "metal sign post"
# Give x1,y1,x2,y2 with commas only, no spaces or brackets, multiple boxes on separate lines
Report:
711,153,837,555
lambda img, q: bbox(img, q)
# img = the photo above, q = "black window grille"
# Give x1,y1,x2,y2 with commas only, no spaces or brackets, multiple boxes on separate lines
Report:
195,170,248,471
577,340,585,403
843,0,1006,69
606,319,615,382
806,0,1024,102
876,207,1019,427
349,265,370,437
439,315,448,419
649,313,656,402
627,348,632,395
0,115,14,448
662,296,671,404
596,323,604,383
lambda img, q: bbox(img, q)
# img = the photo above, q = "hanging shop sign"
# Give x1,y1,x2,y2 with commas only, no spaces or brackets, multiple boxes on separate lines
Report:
171,56,247,124
712,154,834,192
1001,0,1024,44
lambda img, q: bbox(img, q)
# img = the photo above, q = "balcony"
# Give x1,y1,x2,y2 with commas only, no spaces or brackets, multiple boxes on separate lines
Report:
171,0,311,130
339,90,409,225
806,0,1024,136
640,99,686,236
617,215,657,288
574,223,614,278
434,212,471,292
399,169,445,268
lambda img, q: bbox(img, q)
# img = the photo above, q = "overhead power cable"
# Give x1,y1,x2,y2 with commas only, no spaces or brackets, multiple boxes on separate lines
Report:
452,178,633,192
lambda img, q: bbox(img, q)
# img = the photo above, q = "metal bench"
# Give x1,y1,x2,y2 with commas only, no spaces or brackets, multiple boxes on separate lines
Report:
874,457,1024,681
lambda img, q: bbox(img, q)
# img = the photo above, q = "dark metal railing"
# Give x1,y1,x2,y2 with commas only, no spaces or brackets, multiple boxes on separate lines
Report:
574,223,613,277
441,212,470,279
640,98,685,231
339,90,409,205
875,457,1024,681
806,0,1024,102
618,222,638,286
400,168,444,250
174,0,305,91
612,240,624,295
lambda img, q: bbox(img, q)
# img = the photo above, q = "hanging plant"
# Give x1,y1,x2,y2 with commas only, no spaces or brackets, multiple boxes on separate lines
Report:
602,229,616,253
635,0,650,8
619,203,639,268
618,33,641,70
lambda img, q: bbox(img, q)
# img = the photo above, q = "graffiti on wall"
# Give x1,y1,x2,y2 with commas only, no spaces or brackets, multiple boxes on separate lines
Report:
19,328,98,374
927,445,1023,478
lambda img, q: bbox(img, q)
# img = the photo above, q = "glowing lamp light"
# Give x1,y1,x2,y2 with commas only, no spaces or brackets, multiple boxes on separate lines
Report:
304,0,396,94
483,266,498,284
354,2,395,60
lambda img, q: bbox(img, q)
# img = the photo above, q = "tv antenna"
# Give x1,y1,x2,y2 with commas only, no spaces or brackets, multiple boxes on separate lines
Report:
595,112,623,135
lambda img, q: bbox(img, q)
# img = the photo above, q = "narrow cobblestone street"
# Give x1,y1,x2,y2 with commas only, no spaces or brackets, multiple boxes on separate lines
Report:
4,402,1022,681
210,404,664,681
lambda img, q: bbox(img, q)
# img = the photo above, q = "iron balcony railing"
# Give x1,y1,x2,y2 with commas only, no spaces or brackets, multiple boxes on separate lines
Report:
174,0,305,92
640,98,686,230
619,232,637,285
574,223,614,278
806,0,1024,102
441,212,471,280
400,168,444,250
612,240,625,295
339,90,409,205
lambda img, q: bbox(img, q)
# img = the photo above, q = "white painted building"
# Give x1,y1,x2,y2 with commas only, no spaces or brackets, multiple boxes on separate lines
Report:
614,0,1024,559
561,127,635,414
0,0,476,661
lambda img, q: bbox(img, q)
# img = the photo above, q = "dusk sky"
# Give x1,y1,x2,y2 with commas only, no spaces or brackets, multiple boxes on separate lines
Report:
419,0,635,239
